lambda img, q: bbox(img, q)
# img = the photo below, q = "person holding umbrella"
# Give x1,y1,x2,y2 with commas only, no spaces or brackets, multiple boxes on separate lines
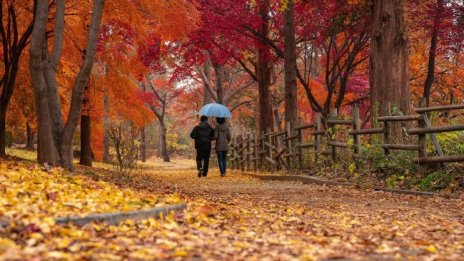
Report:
192,103,232,177
190,115,214,177
214,117,231,177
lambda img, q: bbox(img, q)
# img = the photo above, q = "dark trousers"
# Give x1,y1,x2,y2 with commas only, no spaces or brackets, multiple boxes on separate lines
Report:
217,151,227,174
196,149,211,174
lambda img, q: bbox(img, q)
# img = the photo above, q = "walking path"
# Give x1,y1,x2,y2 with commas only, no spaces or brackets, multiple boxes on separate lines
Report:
89,159,464,260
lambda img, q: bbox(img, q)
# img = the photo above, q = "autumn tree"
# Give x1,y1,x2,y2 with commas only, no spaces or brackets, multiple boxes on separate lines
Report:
140,75,180,163
255,0,275,132
29,0,105,170
283,0,298,127
175,0,274,133
93,20,153,164
6,56,36,149
92,0,199,163
408,0,464,107
0,0,35,156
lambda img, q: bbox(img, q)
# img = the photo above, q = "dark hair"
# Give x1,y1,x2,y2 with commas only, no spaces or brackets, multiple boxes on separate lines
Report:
216,117,225,124
200,115,208,122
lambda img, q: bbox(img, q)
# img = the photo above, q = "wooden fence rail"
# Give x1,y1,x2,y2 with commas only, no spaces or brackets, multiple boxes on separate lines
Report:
228,104,464,172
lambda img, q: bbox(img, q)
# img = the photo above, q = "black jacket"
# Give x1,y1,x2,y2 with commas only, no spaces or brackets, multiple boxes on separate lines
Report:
190,121,214,150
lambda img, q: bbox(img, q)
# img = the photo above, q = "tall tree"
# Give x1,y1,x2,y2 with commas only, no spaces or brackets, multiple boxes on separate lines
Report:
369,0,410,137
0,0,35,156
29,0,105,170
422,0,443,107
283,0,298,128
408,0,462,107
256,0,274,132
141,75,180,163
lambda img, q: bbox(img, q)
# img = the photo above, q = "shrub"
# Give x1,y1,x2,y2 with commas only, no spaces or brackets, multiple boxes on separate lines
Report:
108,120,140,174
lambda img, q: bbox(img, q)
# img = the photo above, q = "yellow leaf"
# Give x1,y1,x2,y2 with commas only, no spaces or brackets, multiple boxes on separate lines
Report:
0,238,18,251
425,245,438,254
43,217,56,226
46,251,71,259
30,233,43,240
57,238,72,249
68,243,81,252
174,250,188,257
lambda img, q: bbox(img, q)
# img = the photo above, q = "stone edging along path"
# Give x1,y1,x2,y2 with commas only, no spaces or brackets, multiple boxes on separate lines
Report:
242,172,436,197
0,203,187,228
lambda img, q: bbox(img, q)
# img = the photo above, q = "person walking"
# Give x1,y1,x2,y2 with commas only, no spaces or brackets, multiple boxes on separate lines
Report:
190,116,214,177
214,117,231,177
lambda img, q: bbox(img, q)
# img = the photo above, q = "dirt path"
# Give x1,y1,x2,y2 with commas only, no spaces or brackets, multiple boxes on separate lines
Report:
83,158,463,260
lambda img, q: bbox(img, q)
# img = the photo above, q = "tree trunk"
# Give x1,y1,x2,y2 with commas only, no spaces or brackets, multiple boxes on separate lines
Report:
159,120,170,162
283,0,298,128
79,84,92,166
103,94,110,163
423,29,437,107
369,0,410,141
0,110,5,156
213,63,224,104
423,0,443,107
26,122,35,150
59,0,104,171
140,127,146,162
29,0,60,165
79,114,92,166
256,0,274,133
0,62,19,156
112,127,123,172
203,57,213,105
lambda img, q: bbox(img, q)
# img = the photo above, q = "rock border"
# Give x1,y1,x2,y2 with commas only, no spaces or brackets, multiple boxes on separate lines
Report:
243,172,437,197
0,203,187,228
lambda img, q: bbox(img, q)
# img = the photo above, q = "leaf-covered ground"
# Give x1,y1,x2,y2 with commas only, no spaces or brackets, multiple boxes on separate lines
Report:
1,154,464,260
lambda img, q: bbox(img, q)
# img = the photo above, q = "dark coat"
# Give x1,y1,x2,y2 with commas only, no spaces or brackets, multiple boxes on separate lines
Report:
214,124,231,152
190,121,214,150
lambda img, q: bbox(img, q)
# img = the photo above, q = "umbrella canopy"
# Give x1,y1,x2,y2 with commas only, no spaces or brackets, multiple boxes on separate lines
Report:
199,103,231,118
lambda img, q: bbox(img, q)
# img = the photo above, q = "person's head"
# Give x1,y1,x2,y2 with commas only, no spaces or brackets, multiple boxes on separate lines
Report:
216,117,226,124
200,115,208,122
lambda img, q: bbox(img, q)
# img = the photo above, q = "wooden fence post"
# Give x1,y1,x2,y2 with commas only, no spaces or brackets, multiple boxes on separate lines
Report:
246,133,251,171
253,133,258,172
267,128,273,172
239,135,245,172
230,137,235,169
297,117,303,170
383,121,391,155
315,113,322,164
352,106,360,155
418,115,427,159
329,108,338,162
383,104,391,155
285,122,292,171
230,138,234,169
260,130,265,170
236,136,240,169
273,129,280,171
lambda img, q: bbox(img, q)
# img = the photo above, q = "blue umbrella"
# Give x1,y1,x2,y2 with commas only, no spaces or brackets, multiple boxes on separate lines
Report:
199,103,231,118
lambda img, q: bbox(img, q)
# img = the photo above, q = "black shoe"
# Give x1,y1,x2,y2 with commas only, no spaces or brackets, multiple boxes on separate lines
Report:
198,169,202,177
202,172,207,177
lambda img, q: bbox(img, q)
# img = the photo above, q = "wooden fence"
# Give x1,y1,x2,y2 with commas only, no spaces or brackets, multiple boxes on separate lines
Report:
228,104,464,172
